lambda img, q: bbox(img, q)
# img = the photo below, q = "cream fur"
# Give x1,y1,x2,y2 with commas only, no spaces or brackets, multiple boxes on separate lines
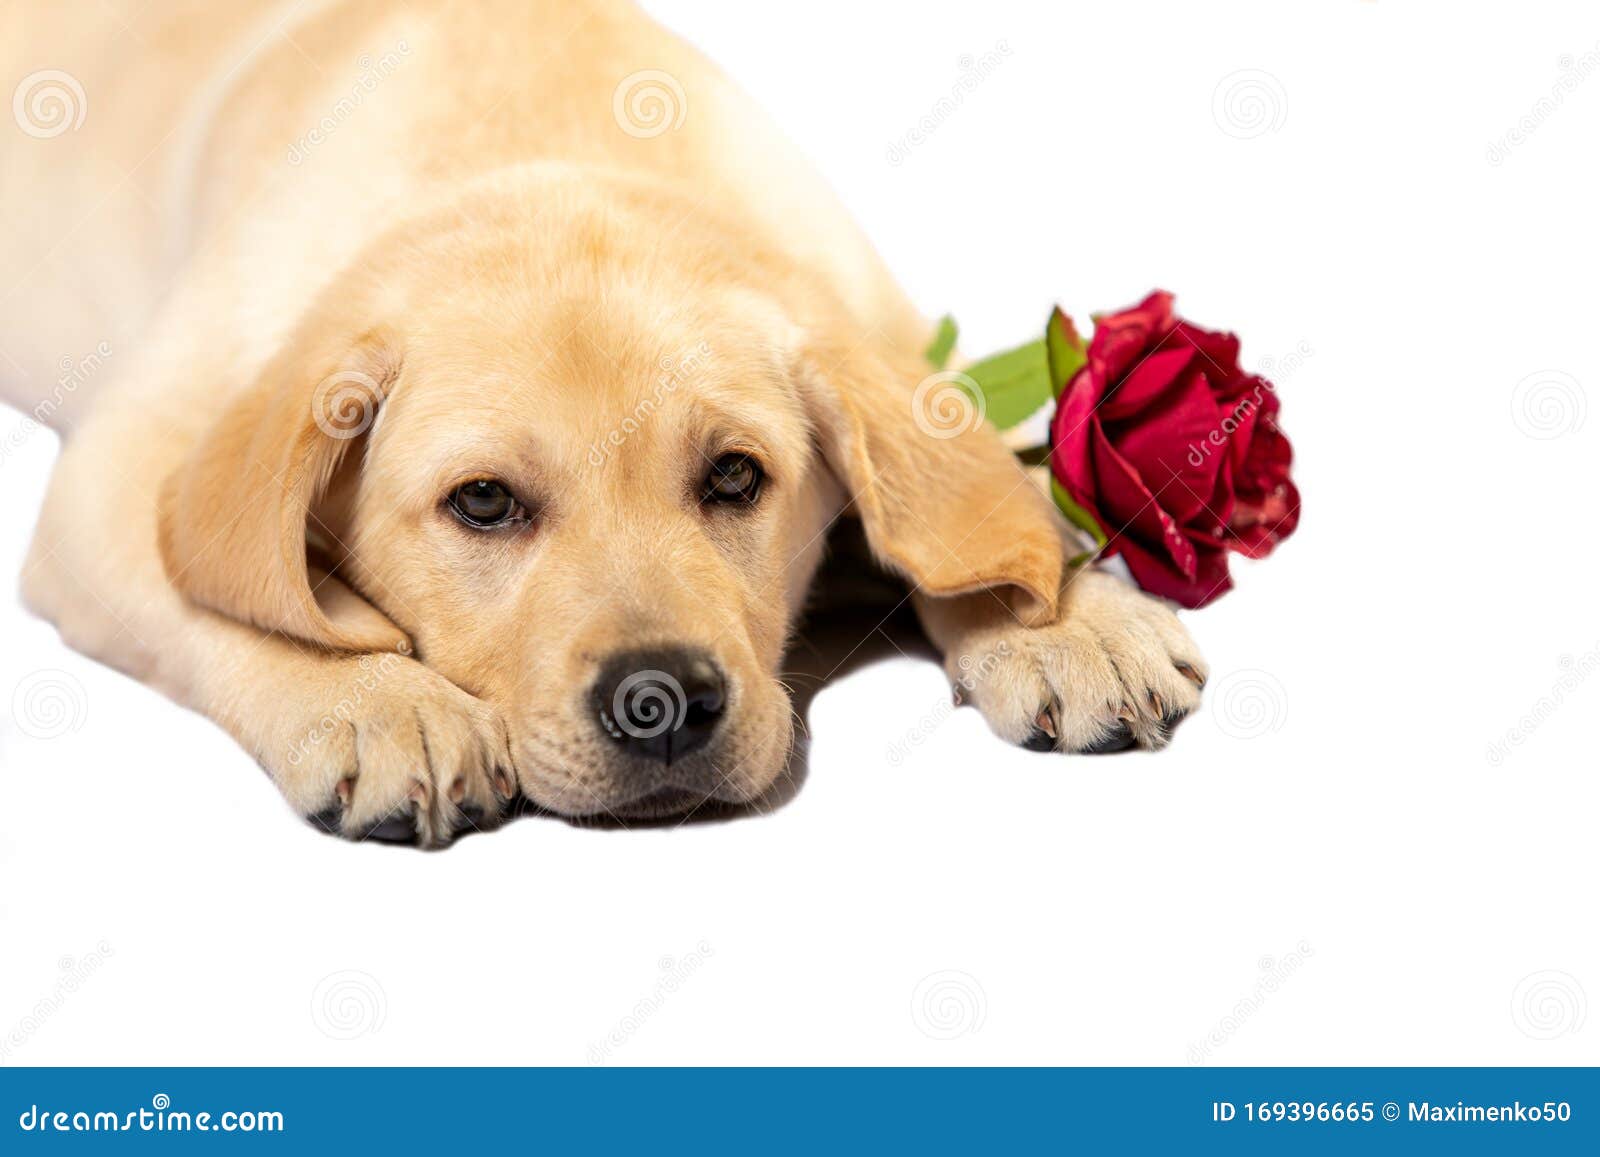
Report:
4,0,1205,846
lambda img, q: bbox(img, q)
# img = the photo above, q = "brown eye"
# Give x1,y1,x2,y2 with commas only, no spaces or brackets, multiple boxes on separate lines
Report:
448,480,521,527
703,453,763,504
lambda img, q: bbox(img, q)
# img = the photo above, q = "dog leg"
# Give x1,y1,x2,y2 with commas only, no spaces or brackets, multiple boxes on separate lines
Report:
912,565,1209,754
20,424,513,847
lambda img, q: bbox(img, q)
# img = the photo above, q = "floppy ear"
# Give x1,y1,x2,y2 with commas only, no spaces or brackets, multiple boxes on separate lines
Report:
798,333,1064,625
157,329,410,653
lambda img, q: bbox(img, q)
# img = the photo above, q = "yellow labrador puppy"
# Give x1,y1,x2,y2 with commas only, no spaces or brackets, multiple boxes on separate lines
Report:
3,0,1206,845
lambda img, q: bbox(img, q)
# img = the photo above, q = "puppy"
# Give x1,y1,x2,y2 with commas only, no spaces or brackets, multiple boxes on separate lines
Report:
2,0,1206,845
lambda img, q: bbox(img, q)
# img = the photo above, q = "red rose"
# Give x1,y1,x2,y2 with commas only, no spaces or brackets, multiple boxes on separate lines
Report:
1048,291,1300,608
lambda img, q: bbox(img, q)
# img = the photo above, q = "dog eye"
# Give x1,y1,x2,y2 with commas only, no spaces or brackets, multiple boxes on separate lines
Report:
702,453,763,504
448,480,522,527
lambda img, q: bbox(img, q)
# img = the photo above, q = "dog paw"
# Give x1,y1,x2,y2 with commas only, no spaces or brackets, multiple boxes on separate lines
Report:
950,568,1208,754
271,657,516,847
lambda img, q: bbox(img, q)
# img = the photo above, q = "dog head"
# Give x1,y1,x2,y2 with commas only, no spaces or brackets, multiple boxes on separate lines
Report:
159,167,1061,819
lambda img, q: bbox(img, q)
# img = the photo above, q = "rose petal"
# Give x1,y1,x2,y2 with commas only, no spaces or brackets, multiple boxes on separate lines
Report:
1049,369,1109,526
1231,476,1301,558
1218,384,1265,476
1053,290,1300,604
1099,347,1195,421
1228,411,1299,556
1091,291,1175,382
1234,416,1292,516
1120,535,1234,609
1091,423,1198,581
1161,321,1244,395
1199,450,1237,536
1104,367,1224,524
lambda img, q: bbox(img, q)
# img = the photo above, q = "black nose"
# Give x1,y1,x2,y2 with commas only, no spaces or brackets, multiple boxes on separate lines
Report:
593,647,726,763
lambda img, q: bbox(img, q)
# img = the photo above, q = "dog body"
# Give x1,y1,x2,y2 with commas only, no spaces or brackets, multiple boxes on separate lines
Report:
5,0,1207,844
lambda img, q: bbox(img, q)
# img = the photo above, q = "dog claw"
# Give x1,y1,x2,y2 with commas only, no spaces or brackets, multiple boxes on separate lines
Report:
360,809,420,844
1080,720,1136,755
1035,707,1057,741
1021,726,1056,752
1175,662,1206,690
1158,708,1191,739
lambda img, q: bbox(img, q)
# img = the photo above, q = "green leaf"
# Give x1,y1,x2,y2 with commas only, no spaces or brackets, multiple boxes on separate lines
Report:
1045,307,1087,399
962,338,1053,430
1050,476,1107,549
923,314,959,370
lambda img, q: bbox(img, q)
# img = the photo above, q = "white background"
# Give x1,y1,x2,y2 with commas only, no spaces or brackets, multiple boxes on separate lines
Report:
2,1,1597,1066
